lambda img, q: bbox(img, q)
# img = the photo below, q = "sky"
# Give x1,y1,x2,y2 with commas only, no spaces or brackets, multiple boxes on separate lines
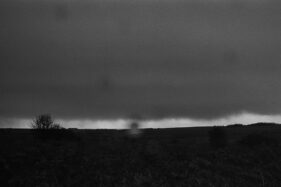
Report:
0,0,281,128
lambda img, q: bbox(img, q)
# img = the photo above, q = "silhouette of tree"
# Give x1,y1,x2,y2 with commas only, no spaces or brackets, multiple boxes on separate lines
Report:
31,114,62,130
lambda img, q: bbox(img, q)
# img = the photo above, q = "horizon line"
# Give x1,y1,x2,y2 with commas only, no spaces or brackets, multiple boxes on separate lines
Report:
1,112,281,129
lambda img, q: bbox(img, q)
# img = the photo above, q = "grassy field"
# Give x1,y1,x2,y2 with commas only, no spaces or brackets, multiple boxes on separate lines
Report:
1,124,281,186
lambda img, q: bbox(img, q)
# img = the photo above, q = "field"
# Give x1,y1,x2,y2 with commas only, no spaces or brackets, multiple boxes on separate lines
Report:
1,124,281,186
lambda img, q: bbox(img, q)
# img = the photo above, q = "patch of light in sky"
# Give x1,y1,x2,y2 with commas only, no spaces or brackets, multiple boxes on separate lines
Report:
2,112,281,129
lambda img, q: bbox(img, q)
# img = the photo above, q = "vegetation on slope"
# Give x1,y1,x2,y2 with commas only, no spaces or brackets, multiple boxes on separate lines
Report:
1,124,281,186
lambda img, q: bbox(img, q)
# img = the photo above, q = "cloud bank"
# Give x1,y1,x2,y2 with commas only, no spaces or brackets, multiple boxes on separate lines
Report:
0,1,281,125
2,112,281,129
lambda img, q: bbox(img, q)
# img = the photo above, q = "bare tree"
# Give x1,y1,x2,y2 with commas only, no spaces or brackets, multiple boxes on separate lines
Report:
31,114,62,130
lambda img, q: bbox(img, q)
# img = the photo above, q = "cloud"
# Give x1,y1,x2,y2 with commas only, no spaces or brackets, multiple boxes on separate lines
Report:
0,1,281,122
2,112,281,129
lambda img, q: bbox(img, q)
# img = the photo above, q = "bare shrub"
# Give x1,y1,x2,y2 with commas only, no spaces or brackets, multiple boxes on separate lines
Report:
31,114,62,130
31,114,67,140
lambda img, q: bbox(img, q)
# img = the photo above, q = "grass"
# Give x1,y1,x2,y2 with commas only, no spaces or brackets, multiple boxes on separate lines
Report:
1,124,281,186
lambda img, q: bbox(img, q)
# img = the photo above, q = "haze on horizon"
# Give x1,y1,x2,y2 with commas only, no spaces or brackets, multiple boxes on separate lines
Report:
0,0,281,128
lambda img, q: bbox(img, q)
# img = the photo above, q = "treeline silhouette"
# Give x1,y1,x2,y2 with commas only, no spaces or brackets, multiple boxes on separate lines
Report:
31,114,79,141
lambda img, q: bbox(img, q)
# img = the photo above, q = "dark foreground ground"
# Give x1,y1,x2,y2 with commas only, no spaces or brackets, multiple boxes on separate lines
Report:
1,124,281,186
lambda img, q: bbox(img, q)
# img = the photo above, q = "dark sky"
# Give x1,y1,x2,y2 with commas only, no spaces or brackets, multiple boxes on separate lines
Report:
0,0,281,123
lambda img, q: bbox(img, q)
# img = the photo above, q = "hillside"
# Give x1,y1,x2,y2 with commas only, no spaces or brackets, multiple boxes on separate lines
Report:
1,124,281,186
